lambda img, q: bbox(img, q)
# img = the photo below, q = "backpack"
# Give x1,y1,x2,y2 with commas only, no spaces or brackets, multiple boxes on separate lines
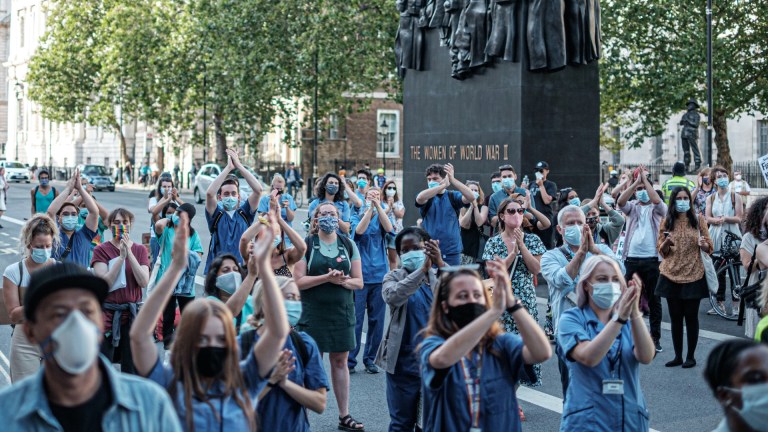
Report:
419,192,461,219
239,329,309,367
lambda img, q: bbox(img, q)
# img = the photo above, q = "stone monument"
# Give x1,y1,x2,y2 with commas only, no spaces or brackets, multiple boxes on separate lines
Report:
400,1,601,225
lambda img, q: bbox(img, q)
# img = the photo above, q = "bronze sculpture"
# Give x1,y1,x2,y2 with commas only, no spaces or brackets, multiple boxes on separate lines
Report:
679,98,703,172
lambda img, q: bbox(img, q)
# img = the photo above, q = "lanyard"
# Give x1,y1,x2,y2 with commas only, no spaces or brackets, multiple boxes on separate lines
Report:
460,350,483,428
608,336,623,378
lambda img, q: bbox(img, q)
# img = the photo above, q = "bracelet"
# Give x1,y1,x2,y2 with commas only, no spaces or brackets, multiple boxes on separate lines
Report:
506,300,524,315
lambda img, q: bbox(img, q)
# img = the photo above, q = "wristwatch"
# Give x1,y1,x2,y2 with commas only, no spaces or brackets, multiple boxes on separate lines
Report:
506,299,524,315
612,313,628,325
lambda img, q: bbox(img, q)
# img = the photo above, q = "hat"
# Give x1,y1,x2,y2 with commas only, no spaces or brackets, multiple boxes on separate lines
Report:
177,202,196,220
687,98,700,108
610,170,618,175
673,161,686,176
377,168,384,174
24,262,109,321
535,161,549,170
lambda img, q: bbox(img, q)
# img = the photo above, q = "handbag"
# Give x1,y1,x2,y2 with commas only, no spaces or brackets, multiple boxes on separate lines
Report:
698,219,718,295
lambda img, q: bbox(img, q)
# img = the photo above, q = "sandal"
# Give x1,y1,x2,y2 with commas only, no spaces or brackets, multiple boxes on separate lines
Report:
519,406,526,422
338,415,365,431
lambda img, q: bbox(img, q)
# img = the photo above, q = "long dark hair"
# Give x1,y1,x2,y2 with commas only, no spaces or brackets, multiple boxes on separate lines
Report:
152,175,174,199
204,253,244,297
743,196,768,238
315,173,345,203
662,186,698,231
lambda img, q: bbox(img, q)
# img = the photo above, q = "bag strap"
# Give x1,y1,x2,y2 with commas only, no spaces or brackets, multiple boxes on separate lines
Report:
59,232,76,261
290,329,310,368
742,245,759,289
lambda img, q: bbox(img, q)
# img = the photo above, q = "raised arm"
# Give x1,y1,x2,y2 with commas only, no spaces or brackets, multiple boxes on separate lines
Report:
205,155,235,215
459,206,473,229
445,163,476,204
251,225,290,378
228,148,263,210
277,216,307,265
226,257,257,318
75,176,100,232
46,170,79,219
415,179,446,205
375,199,394,233
130,213,189,376
239,222,262,264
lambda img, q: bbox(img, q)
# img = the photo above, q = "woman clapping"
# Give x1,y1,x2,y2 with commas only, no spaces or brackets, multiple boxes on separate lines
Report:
420,258,551,432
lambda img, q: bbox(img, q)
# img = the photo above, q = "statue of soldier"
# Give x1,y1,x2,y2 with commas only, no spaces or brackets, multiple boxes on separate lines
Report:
679,98,703,172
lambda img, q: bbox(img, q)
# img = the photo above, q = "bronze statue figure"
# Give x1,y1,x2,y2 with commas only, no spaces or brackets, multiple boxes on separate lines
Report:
395,0,427,78
485,0,520,63
680,98,703,172
527,0,566,71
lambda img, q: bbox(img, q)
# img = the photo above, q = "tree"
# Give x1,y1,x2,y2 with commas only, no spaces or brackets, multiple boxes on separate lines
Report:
601,0,768,173
27,0,179,165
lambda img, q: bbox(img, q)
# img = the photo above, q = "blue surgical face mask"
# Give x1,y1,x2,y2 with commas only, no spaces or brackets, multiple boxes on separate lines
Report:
502,178,515,190
591,282,622,310
357,179,368,189
318,216,339,234
491,182,502,193
428,181,440,189
725,382,768,432
79,208,89,219
568,197,581,207
61,215,79,231
325,184,339,195
215,271,242,295
473,192,480,201
564,224,582,246
675,200,691,213
40,179,50,187
284,300,303,327
273,236,282,249
401,250,426,272
221,196,239,211
716,177,729,189
31,248,52,264
636,190,650,203
168,213,180,226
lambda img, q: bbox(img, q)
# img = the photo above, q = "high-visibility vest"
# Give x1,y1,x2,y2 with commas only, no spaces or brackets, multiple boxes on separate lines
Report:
662,176,696,203
756,315,768,343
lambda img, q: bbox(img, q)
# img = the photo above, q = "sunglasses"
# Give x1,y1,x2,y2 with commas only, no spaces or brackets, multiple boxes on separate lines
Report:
586,216,599,224
386,187,396,191
505,208,525,215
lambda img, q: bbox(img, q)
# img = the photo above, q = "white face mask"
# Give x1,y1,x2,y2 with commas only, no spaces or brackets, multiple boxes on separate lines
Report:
727,383,768,432
216,271,242,295
40,310,100,375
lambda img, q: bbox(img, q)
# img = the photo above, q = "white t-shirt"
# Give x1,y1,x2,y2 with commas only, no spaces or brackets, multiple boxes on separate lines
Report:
729,180,751,194
148,196,159,238
627,206,658,258
3,260,30,288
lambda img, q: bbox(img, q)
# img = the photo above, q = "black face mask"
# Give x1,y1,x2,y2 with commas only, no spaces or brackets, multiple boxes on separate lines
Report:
447,303,486,329
196,347,228,378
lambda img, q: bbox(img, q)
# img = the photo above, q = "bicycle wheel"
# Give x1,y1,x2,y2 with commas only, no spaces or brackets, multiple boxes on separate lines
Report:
294,187,304,208
709,260,742,320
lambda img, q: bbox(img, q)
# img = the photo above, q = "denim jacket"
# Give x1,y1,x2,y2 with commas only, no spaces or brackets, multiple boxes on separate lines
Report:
0,356,181,431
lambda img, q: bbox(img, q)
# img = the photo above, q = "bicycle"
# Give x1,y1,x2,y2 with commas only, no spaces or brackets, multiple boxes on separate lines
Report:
708,230,744,320
288,180,304,208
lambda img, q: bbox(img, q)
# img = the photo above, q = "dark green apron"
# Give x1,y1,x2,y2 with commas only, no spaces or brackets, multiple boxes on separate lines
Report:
297,235,355,353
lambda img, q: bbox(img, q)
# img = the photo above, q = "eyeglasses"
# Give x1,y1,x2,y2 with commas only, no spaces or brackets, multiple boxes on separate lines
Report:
505,208,525,215
586,216,599,224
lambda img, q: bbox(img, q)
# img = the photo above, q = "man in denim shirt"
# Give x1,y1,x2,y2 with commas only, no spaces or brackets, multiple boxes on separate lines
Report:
0,262,180,431
541,205,624,398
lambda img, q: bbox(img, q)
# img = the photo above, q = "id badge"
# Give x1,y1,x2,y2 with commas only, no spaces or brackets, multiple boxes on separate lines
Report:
602,379,624,395
469,428,482,432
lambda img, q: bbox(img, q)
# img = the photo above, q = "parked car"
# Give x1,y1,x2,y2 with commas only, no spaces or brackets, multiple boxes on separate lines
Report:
0,160,31,183
193,163,267,204
77,164,115,191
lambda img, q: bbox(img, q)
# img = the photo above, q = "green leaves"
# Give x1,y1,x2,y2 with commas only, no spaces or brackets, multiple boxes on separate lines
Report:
25,0,400,165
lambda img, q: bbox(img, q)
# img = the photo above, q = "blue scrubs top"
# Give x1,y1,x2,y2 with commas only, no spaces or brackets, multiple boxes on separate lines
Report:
557,306,650,432
420,333,533,432
351,207,390,283
54,225,97,268
148,348,267,431
204,200,255,274
307,198,351,236
247,331,329,432
257,194,297,225
416,191,464,255
396,282,433,376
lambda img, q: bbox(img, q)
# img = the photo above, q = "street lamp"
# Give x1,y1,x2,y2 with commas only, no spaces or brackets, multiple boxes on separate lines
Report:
706,0,713,167
14,83,23,161
379,119,388,177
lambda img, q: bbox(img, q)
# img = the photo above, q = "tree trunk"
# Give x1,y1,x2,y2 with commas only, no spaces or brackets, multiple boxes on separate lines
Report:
156,146,165,173
112,120,131,167
213,112,227,166
713,108,732,174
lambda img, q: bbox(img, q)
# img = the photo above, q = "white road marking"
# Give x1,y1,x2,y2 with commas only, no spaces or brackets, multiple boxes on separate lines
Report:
516,387,662,432
0,350,11,383
0,216,25,227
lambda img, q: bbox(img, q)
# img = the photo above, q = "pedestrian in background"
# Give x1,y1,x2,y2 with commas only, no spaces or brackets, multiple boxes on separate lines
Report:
661,161,696,204
692,167,715,216
2,214,59,382
29,168,58,216
376,227,441,432
293,202,365,432
704,339,768,432
459,180,488,265
617,164,667,353
382,179,405,270
656,187,712,368
0,167,8,227
419,259,551,432
528,161,558,249
307,173,352,235
557,256,655,432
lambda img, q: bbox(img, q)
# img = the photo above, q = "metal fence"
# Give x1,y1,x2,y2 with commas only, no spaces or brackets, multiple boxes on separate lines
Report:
331,159,403,175
617,161,767,189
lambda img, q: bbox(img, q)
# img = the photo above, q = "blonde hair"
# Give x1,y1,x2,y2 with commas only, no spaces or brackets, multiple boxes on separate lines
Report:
252,276,295,320
759,277,768,316
575,255,627,308
20,214,60,256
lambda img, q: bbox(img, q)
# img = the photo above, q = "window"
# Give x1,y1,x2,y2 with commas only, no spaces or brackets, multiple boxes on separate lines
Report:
654,135,663,161
329,114,339,140
760,121,768,156
18,12,24,48
611,127,621,165
377,110,399,157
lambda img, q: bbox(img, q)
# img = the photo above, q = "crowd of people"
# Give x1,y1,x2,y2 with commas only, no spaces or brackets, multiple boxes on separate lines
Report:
0,151,767,432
